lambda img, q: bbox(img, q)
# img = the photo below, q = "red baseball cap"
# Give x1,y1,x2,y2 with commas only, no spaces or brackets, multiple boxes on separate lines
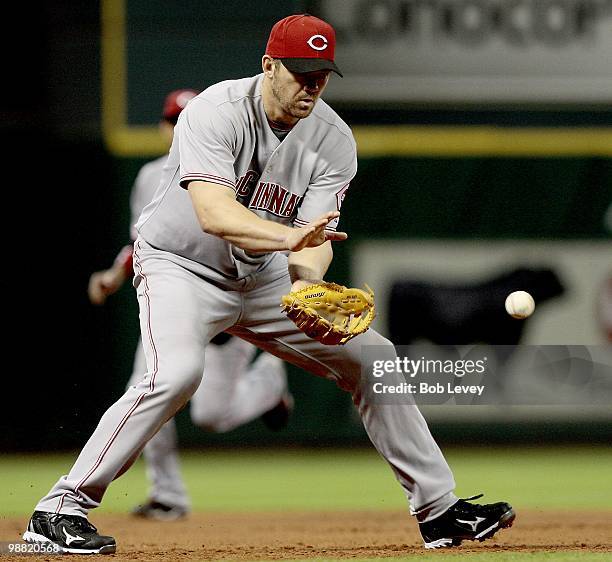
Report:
265,14,342,77
162,89,199,122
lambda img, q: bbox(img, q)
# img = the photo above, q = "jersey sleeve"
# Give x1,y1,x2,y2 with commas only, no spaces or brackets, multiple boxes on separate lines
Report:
294,136,357,232
177,99,237,191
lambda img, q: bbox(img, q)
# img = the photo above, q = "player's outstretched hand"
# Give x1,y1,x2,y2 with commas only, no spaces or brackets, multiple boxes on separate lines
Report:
88,267,127,305
285,211,348,252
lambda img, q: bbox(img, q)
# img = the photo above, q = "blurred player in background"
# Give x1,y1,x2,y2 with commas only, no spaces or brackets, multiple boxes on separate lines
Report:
88,89,292,520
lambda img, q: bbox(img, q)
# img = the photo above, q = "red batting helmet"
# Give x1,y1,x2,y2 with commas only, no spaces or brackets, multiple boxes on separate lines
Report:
162,89,199,123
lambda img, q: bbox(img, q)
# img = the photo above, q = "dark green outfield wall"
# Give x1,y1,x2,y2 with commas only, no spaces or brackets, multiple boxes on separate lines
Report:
345,158,611,239
112,155,612,244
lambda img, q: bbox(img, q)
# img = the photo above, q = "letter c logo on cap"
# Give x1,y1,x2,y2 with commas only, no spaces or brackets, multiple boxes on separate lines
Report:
307,34,328,51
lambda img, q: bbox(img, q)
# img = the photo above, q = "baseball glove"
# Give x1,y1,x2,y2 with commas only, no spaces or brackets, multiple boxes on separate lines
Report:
280,282,376,345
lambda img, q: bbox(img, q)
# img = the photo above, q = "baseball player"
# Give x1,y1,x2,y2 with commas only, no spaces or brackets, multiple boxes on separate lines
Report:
25,15,514,554
88,89,292,520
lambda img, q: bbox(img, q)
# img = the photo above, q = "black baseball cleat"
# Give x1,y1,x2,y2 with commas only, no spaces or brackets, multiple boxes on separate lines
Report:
419,494,515,549
131,499,188,521
23,511,116,554
261,392,294,431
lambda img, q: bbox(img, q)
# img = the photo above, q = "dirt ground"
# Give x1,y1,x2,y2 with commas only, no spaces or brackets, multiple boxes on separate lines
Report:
1,509,611,561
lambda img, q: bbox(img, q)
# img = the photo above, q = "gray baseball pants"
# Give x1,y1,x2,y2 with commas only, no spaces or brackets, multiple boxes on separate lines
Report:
36,239,457,522
128,337,286,510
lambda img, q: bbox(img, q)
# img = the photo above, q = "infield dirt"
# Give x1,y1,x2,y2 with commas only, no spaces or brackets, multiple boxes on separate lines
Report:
1,509,611,561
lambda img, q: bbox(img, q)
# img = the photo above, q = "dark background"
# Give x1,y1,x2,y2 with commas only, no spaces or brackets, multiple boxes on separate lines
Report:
2,1,610,452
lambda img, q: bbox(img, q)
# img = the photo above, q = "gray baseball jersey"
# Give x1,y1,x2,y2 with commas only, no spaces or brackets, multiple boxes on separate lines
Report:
136,74,356,273
129,156,167,241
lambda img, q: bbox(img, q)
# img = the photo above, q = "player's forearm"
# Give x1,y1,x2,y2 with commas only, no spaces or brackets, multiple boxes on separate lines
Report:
217,215,293,252
288,242,333,285
189,182,294,252
113,245,134,278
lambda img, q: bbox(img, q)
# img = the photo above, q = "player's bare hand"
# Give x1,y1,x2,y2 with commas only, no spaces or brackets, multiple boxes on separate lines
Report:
88,268,127,305
285,212,347,252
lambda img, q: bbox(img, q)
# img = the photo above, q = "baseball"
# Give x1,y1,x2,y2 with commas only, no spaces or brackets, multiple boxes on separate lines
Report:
505,291,535,319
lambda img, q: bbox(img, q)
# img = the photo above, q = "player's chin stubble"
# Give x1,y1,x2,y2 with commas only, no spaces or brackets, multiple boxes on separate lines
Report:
272,81,315,120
